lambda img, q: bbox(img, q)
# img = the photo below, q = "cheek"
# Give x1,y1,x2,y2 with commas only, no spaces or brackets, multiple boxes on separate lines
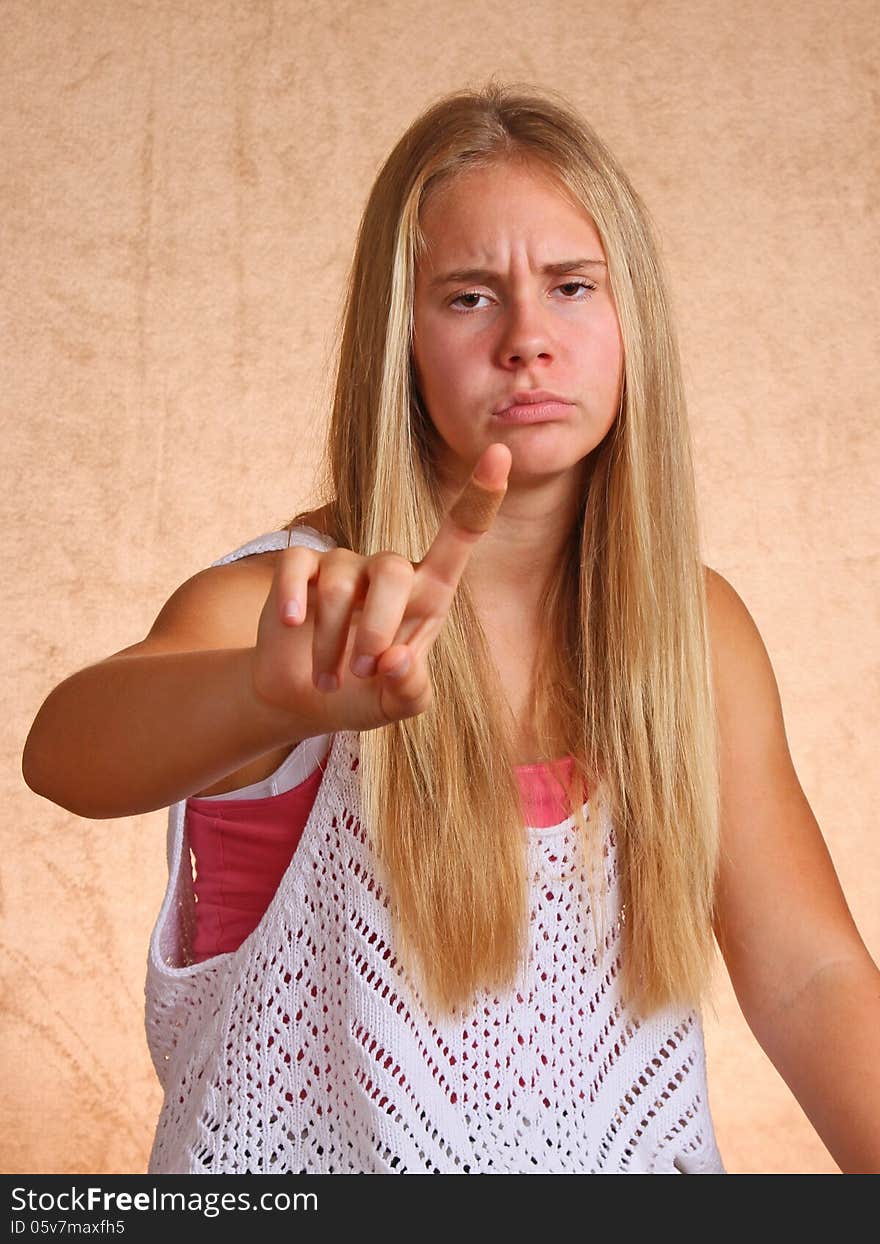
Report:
582,313,623,382
413,314,445,386
416,324,475,400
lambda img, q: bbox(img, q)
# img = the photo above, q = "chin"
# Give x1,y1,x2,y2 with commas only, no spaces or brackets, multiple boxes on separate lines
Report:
506,453,582,479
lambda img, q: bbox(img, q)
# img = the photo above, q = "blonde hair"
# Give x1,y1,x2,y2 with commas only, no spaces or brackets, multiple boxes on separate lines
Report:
287,79,720,1020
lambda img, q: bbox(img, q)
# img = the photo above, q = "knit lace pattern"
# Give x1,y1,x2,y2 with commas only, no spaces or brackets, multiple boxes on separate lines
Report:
144,528,726,1175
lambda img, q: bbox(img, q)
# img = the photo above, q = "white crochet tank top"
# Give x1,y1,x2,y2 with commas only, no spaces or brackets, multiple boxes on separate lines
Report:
144,527,726,1174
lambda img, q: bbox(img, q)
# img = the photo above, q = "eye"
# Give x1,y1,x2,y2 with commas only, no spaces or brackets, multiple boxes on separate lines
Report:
558,279,597,298
449,279,598,313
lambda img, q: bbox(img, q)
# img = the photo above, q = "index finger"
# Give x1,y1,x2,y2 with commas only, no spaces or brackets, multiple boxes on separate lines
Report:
418,443,511,588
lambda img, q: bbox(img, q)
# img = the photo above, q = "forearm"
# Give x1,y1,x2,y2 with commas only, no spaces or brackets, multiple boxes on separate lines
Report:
748,955,880,1173
22,648,316,819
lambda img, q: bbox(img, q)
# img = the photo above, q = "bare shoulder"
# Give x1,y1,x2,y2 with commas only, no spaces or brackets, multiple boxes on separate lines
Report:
702,565,785,742
103,553,275,661
704,564,771,675
704,564,756,637
107,510,333,661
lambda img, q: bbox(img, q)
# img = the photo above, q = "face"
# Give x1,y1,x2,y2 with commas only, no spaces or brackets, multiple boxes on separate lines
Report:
412,158,623,494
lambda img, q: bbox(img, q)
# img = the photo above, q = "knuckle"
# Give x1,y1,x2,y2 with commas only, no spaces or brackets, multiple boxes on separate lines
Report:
416,563,453,603
278,544,312,575
279,543,304,562
371,551,414,579
322,546,358,569
316,575,350,607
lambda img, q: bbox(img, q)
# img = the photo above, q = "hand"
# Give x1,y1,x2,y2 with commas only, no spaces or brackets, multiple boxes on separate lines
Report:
250,443,512,735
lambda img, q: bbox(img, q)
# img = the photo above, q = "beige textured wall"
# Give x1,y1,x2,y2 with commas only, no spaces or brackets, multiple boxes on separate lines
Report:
3,0,877,1174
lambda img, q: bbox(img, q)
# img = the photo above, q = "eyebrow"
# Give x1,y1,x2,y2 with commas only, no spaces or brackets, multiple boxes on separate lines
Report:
429,258,607,290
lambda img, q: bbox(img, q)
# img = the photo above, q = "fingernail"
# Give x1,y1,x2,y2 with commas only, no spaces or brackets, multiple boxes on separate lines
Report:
385,654,410,679
352,654,377,678
283,599,301,623
317,672,338,692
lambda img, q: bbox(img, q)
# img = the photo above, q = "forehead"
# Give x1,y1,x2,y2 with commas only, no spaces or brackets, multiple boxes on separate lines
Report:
417,159,601,261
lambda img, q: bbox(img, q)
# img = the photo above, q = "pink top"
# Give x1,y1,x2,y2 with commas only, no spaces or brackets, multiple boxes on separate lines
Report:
186,743,585,964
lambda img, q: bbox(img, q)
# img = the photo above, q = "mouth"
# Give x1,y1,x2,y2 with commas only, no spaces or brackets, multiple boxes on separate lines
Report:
492,400,575,425
492,389,573,421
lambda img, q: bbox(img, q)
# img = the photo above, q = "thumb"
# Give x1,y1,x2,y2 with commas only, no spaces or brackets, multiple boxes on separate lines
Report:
376,641,432,723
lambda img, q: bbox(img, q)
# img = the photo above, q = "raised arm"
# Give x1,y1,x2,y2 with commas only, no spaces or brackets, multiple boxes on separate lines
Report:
21,554,315,819
23,446,513,823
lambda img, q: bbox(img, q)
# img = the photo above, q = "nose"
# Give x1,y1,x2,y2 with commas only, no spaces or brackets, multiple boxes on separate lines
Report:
494,296,554,368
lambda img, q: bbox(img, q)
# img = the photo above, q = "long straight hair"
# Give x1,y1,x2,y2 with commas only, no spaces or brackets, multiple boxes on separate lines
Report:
287,80,720,1020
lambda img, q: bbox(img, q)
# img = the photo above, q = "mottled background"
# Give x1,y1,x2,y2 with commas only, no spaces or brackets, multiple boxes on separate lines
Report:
3,0,878,1174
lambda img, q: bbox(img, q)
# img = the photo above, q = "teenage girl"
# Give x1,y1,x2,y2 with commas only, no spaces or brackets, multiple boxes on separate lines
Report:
22,82,880,1174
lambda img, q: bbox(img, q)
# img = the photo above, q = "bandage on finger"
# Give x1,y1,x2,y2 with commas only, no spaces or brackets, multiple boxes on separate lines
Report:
448,478,507,534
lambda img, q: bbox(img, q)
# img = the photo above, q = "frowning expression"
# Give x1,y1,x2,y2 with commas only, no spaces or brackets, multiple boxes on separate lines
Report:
412,157,624,491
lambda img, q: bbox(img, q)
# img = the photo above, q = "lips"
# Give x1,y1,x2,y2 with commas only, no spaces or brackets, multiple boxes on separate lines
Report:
493,389,571,414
